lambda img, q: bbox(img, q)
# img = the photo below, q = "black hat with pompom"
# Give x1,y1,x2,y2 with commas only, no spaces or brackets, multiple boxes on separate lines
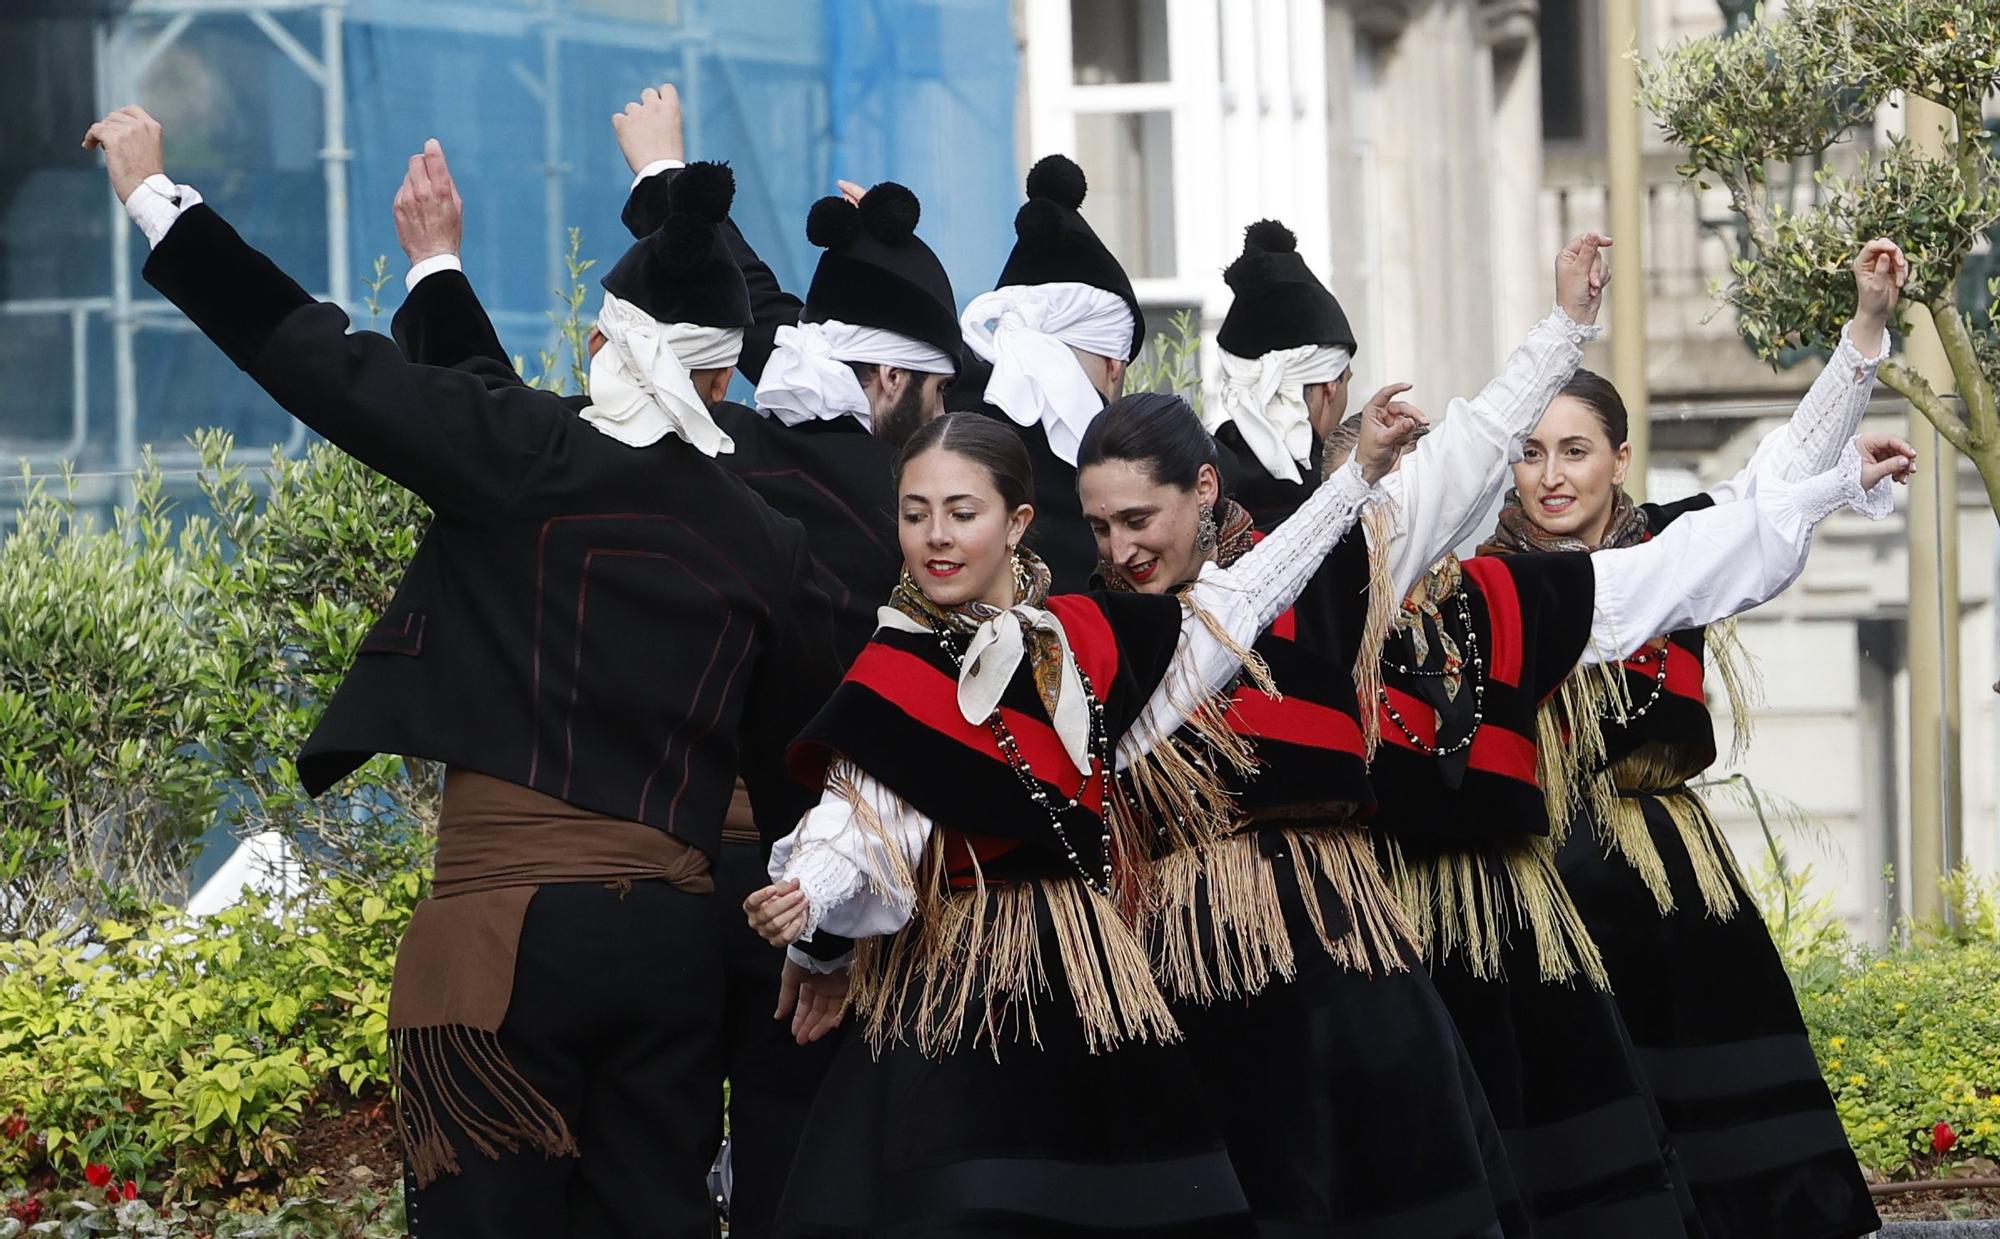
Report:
600,161,753,329
799,181,961,364
994,154,1144,361
1216,218,1355,359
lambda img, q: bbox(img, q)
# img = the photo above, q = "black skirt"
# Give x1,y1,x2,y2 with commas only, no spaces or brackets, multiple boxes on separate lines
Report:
1174,842,1527,1239
773,907,1254,1238
1558,794,1880,1239
1428,933,1704,1239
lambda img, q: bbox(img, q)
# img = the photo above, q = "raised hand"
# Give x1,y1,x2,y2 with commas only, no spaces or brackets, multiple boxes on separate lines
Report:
744,878,810,947
613,83,685,174
1555,231,1613,326
81,106,166,203
775,958,850,1045
392,138,462,266
1852,237,1908,329
836,180,867,206
1856,432,1917,489
1353,386,1430,485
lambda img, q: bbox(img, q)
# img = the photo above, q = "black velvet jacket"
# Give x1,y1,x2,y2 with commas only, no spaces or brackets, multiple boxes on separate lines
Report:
146,204,842,857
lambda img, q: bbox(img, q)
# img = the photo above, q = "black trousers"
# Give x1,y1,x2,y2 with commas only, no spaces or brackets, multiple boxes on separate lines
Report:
405,881,723,1239
716,839,840,1239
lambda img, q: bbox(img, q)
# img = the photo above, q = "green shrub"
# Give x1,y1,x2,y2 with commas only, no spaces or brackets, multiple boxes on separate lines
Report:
0,861,421,1200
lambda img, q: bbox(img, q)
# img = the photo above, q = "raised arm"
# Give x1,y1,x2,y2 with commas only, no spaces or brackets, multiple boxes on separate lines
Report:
87,108,558,513
1582,434,1913,665
1375,233,1611,598
387,140,519,377
1705,239,1903,504
1119,405,1424,763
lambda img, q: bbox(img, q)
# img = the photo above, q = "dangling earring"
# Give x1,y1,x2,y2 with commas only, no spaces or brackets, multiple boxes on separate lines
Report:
1196,504,1219,558
1010,544,1031,600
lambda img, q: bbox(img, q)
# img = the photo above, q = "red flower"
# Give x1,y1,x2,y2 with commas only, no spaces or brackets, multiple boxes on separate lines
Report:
1933,1121,1959,1154
122,1179,139,1201
7,1197,42,1224
0,1114,24,1140
83,1162,113,1188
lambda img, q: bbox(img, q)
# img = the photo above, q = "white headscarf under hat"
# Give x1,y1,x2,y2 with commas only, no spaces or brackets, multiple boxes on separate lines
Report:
1204,344,1350,483
754,319,956,433
960,282,1135,466
582,291,742,456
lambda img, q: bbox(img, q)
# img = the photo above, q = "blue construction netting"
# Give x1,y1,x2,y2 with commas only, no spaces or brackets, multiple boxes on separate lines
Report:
0,0,1019,474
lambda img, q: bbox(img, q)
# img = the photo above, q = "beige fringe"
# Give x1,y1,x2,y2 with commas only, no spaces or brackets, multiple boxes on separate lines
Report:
1535,660,1630,846
1380,835,1608,989
393,1025,579,1186
1705,618,1763,765
1352,502,1399,759
1149,819,1413,1003
849,837,1180,1060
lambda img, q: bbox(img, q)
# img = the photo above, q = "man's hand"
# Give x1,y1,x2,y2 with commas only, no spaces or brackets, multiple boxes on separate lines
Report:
1840,236,1904,331
1353,389,1429,485
744,878,810,947
393,139,463,266
613,84,685,174
1856,432,1917,490
81,106,166,204
836,180,867,207
1555,231,1613,326
775,958,850,1046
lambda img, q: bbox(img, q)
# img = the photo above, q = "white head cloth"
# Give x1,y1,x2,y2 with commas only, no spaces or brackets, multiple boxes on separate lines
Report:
754,319,956,432
877,600,1092,771
1203,344,1350,484
582,291,742,456
960,282,1135,466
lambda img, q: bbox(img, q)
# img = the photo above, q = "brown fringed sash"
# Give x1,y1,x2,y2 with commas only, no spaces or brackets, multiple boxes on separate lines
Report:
390,770,712,1185
1379,833,1609,988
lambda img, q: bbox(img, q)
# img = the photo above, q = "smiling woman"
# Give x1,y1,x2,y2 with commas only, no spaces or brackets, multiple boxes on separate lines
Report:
892,414,1035,610
1514,370,1633,545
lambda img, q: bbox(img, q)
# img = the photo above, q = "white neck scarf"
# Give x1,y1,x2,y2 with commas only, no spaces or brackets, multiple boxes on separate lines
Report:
877,601,1092,772
960,282,1134,466
1204,344,1349,484
582,292,741,456
755,319,956,433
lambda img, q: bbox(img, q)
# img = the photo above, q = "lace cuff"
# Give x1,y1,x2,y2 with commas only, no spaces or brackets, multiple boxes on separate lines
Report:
783,843,867,942
1794,436,1895,524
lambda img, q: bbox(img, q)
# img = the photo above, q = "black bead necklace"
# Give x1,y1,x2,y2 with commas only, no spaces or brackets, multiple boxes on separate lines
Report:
1379,585,1487,756
933,626,1115,896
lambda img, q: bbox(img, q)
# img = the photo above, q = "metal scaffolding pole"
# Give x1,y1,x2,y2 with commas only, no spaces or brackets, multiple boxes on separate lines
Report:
1604,0,1648,499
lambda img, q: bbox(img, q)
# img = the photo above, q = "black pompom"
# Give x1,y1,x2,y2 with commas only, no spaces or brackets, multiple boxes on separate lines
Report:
857,181,920,242
1242,218,1296,254
1014,198,1067,245
669,161,735,223
1025,154,1087,210
659,214,719,272
1222,250,1275,293
805,195,861,249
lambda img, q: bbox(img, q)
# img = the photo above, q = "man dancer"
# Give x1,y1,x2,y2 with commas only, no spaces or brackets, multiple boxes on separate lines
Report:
953,154,1146,590
84,105,839,1237
390,85,961,1237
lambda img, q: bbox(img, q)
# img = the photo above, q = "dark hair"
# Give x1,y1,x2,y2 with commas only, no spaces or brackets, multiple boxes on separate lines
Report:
1557,369,1629,446
1074,391,1218,490
893,412,1035,510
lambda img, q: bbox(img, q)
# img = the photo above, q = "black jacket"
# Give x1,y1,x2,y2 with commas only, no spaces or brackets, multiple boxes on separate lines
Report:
146,204,841,857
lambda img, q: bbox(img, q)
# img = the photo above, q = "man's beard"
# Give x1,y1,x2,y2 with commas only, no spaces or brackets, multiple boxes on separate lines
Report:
874,376,929,448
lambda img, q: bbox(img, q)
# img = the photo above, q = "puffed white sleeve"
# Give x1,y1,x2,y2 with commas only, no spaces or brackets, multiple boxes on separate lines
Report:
1583,437,1895,665
1705,321,1889,504
1374,306,1602,598
1118,459,1382,764
768,759,931,972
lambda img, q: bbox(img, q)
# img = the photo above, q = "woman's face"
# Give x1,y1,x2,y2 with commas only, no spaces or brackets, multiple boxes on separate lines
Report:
1515,395,1631,544
1078,460,1221,595
898,447,1033,610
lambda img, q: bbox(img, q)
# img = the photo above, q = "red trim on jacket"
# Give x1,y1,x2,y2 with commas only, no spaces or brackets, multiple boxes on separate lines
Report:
1459,556,1523,685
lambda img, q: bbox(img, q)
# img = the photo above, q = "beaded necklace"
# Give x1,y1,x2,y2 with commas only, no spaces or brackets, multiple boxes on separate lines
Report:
1379,579,1487,757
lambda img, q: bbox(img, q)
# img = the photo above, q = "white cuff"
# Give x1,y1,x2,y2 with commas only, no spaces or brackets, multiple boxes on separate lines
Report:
1798,436,1895,523
784,844,868,943
787,945,855,975
405,253,463,291
631,157,686,190
1548,302,1607,349
125,174,203,249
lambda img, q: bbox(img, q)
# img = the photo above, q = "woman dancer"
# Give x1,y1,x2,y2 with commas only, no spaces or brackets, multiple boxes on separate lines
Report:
1472,239,1907,1239
742,406,1419,1236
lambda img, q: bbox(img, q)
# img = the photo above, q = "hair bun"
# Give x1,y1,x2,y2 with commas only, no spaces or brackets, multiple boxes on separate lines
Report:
1242,218,1296,254
805,195,862,249
668,161,735,223
1025,154,1087,210
858,181,920,242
